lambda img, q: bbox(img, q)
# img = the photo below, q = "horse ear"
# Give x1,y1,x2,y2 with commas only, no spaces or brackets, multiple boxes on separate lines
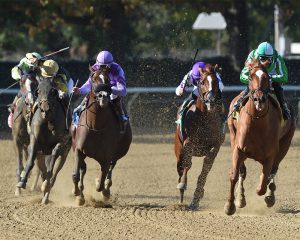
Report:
214,64,222,72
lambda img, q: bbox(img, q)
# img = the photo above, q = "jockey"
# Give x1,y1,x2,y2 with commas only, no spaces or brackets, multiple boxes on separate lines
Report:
72,50,128,133
39,59,71,97
10,52,42,112
176,61,224,110
234,41,290,119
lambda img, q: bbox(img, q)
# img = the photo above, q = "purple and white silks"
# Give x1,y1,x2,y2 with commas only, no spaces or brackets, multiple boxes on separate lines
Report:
79,62,126,99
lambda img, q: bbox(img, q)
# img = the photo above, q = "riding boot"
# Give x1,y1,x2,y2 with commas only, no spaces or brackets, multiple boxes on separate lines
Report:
180,93,195,113
233,86,250,111
72,96,87,125
272,82,291,120
112,98,128,134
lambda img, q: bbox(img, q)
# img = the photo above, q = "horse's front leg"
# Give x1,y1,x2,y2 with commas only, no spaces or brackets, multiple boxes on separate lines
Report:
190,145,220,210
72,148,86,206
236,163,247,208
14,140,24,196
16,136,38,189
102,161,117,200
177,143,192,204
256,157,274,196
224,147,247,215
96,161,110,201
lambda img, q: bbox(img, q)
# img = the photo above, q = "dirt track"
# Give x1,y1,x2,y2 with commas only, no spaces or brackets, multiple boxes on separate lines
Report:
0,131,299,240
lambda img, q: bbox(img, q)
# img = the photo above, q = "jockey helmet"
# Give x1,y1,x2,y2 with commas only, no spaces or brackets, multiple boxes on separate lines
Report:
40,60,59,77
26,52,42,61
257,42,274,57
96,50,114,66
191,62,206,80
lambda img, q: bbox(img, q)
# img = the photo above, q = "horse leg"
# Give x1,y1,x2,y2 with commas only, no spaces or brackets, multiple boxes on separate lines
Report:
14,139,24,196
256,157,274,196
176,144,192,204
236,163,247,208
190,145,220,209
224,147,247,215
72,148,86,206
30,153,44,192
16,137,38,189
102,161,117,198
41,142,64,204
264,171,277,208
95,161,110,201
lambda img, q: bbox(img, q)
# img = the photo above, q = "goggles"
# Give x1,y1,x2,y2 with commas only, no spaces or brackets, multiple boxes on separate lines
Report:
259,56,273,63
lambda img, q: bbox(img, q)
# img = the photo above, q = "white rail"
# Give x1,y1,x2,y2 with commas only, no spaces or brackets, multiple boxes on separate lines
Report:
1,85,300,95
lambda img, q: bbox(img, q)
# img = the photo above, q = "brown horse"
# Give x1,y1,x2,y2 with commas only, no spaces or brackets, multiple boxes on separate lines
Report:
224,60,296,215
71,67,132,206
175,64,225,209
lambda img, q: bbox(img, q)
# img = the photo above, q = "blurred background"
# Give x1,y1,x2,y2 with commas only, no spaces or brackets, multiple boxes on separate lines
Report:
0,0,300,135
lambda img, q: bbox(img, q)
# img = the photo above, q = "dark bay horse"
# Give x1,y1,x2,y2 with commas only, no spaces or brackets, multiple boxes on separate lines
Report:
71,67,132,206
175,64,225,209
224,60,296,215
16,78,72,204
12,76,41,196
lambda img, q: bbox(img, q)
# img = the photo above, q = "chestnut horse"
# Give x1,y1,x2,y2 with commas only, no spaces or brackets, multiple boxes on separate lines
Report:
224,60,296,215
175,64,225,209
71,67,132,206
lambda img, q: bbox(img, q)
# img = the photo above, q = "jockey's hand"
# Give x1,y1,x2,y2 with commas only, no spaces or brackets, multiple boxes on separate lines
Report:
72,87,80,94
178,88,184,96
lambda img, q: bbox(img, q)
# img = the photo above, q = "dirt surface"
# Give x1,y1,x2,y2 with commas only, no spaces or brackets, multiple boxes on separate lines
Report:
0,131,299,240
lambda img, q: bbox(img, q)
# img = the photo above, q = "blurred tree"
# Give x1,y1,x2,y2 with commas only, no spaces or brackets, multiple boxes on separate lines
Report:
0,0,299,68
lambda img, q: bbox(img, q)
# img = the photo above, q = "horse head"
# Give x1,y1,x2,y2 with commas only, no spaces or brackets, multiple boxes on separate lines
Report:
36,78,59,119
89,65,112,108
197,64,222,111
248,60,271,111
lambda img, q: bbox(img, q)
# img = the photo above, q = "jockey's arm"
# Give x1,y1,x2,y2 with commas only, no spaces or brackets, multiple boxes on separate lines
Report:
111,76,126,97
240,65,250,84
175,70,193,96
78,78,92,94
270,56,288,84
216,73,224,92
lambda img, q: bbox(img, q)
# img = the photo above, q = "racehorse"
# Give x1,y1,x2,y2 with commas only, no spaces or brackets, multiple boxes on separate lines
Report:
71,66,132,206
174,63,225,209
16,78,72,204
224,60,296,215
11,75,41,196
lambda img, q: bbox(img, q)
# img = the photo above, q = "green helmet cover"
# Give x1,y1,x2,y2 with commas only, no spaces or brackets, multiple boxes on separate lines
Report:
257,42,274,57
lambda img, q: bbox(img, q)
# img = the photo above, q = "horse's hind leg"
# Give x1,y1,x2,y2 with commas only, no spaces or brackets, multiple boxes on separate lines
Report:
190,145,220,209
72,148,86,206
236,163,247,208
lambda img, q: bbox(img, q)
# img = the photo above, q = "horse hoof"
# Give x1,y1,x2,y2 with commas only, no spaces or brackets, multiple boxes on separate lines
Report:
264,195,275,208
16,181,26,189
15,187,21,196
224,202,236,215
189,202,199,210
41,195,49,205
76,196,85,206
176,183,187,190
102,189,111,201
